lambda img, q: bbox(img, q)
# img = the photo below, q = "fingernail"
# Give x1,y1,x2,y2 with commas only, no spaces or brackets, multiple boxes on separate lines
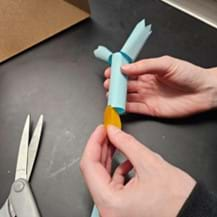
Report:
121,64,131,71
108,125,120,133
96,124,104,130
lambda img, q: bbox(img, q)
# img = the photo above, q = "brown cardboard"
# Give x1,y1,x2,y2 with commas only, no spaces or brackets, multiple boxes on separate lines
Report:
65,0,90,13
0,0,90,63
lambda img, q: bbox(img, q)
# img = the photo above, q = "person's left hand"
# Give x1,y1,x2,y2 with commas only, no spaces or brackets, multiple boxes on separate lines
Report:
80,125,196,217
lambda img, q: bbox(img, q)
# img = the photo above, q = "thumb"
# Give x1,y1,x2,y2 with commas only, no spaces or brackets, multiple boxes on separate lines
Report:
121,56,176,76
107,125,155,172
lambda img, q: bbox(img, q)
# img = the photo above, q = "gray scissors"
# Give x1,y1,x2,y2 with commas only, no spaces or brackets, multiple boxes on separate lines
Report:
0,115,44,217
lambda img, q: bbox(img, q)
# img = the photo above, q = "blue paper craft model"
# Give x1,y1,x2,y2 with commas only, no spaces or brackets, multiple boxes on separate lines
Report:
92,19,152,217
94,19,152,115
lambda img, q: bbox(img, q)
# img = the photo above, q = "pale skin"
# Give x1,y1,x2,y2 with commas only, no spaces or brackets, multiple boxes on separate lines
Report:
80,56,217,217
104,56,217,118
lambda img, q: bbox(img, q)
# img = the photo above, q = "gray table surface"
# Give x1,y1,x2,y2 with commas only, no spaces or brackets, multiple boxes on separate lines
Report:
1,0,217,216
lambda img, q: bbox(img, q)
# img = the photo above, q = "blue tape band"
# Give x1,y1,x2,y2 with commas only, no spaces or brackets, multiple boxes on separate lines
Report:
108,51,132,66
108,55,112,65
120,51,133,63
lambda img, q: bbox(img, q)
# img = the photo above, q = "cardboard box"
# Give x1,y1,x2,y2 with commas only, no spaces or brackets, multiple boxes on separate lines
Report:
0,0,90,63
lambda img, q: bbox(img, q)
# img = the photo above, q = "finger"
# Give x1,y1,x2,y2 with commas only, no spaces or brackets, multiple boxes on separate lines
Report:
81,125,106,162
103,79,109,90
122,56,177,76
101,138,109,167
104,67,138,80
126,102,156,116
101,138,116,171
104,79,139,93
80,125,111,197
111,160,133,186
107,126,155,172
104,68,111,78
105,145,116,173
127,93,142,103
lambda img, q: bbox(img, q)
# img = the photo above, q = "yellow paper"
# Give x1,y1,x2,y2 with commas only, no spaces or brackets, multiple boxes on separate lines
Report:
104,106,122,129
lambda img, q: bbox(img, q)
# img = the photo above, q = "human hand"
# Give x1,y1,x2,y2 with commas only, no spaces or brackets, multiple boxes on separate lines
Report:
104,56,217,118
80,125,196,217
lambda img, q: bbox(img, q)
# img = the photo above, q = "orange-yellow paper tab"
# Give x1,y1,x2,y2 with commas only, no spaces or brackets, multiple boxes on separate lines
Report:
104,106,122,129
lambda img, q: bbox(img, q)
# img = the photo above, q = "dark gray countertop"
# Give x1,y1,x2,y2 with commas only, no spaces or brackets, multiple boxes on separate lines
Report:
0,0,217,216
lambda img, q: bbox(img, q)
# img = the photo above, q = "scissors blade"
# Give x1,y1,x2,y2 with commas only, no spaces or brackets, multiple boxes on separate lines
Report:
0,200,14,217
27,115,43,181
15,115,30,181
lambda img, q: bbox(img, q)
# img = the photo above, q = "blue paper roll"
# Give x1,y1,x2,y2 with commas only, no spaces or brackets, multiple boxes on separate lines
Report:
108,52,128,114
94,19,152,115
121,19,152,61
94,46,112,62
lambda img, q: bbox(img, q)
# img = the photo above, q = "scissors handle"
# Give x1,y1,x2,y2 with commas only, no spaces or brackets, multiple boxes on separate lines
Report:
9,179,41,217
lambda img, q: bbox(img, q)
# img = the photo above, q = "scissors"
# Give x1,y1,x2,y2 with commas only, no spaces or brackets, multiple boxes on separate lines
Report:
0,115,44,217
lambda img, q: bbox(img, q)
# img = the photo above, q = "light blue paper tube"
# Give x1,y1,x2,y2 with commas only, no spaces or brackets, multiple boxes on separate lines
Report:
94,46,112,62
108,52,128,114
90,205,99,217
121,19,152,61
94,19,152,114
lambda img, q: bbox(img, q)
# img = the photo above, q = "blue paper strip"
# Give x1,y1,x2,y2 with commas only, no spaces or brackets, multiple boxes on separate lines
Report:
121,19,152,61
94,19,152,114
94,46,112,62
108,52,128,114
90,205,99,217
92,19,152,217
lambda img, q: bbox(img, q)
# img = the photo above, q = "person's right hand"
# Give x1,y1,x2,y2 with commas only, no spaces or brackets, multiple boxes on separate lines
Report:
104,56,217,118
80,125,196,217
